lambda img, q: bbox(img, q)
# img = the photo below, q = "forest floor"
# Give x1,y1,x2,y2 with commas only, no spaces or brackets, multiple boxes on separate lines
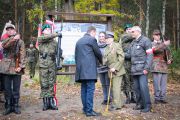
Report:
0,72,180,120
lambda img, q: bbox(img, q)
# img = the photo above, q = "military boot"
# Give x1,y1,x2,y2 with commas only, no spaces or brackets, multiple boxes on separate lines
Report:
49,97,58,110
125,92,131,104
14,98,21,114
130,92,136,103
43,97,49,111
3,99,12,115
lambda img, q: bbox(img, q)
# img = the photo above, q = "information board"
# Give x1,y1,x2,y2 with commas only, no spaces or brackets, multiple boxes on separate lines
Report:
54,22,107,64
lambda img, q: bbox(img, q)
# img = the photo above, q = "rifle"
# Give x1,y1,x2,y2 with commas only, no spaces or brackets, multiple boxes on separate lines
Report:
56,33,62,70
14,35,24,73
158,25,169,62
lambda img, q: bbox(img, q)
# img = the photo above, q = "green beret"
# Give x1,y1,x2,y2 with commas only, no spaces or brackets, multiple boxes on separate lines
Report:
42,24,51,31
124,23,133,30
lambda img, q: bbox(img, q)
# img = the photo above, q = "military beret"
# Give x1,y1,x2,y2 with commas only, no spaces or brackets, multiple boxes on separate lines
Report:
124,23,133,30
5,23,15,30
105,31,114,39
42,24,51,31
153,29,160,35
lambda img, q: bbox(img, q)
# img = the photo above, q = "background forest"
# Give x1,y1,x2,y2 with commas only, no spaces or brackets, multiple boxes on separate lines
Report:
0,0,180,80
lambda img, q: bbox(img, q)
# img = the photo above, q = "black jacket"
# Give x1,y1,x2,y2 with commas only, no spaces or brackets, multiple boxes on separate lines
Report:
75,33,102,82
126,35,153,75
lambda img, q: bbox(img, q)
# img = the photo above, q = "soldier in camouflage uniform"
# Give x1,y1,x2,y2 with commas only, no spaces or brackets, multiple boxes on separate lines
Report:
38,24,61,111
26,43,38,78
0,23,26,115
151,30,173,104
121,23,136,104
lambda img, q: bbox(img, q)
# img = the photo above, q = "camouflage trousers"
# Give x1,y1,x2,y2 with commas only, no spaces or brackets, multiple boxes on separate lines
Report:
122,72,134,93
28,62,36,78
39,67,56,98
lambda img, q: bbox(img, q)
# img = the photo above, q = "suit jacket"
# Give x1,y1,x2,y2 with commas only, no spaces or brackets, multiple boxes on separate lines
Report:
103,42,126,77
75,33,102,82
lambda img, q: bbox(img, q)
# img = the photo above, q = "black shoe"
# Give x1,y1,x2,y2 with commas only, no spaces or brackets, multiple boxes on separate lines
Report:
141,107,151,113
160,100,168,104
43,98,49,111
49,97,58,110
82,110,86,114
3,99,12,115
14,98,21,114
154,100,161,104
86,111,101,117
125,98,131,104
133,104,143,110
109,106,121,111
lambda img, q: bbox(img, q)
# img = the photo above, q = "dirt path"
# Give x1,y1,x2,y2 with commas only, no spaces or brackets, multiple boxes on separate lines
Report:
0,75,180,120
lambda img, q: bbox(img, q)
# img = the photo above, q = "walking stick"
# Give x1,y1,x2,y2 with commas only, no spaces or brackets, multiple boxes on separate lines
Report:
105,72,113,112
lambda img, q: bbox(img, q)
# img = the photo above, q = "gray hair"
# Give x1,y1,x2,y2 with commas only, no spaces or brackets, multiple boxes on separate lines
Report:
131,26,142,33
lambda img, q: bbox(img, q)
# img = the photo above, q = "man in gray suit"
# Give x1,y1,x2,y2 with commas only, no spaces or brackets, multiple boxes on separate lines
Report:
75,26,102,117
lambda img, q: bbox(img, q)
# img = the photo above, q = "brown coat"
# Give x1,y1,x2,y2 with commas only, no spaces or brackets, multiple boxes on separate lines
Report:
151,41,172,73
0,36,26,75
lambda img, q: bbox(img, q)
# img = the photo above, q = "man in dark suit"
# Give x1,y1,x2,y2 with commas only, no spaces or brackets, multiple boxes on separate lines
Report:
75,26,102,117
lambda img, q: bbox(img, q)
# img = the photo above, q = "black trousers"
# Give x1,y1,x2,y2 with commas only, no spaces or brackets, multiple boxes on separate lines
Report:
3,74,21,99
0,74,5,91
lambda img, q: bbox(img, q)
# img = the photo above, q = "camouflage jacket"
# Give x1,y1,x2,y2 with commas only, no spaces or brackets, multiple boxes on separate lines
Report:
26,48,38,63
151,41,172,73
0,36,26,75
121,33,133,72
38,33,58,68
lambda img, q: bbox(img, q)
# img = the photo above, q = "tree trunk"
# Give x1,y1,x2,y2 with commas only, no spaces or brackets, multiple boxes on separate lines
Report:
145,0,150,37
162,0,166,35
22,10,25,40
139,0,143,27
40,0,43,23
173,12,177,50
15,0,18,32
55,0,58,19
177,0,180,48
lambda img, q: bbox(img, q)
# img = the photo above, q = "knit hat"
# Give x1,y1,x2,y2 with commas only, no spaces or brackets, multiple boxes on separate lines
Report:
5,23,15,30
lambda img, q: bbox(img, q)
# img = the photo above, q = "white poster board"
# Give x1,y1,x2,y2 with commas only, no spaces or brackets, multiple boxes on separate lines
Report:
54,22,107,64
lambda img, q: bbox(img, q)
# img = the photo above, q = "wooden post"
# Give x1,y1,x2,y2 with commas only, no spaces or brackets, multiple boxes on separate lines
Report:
107,17,112,31
64,0,74,20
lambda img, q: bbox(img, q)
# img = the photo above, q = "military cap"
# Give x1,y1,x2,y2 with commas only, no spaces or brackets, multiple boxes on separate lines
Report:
5,23,15,30
124,23,133,31
153,29,160,35
42,24,51,31
105,31,114,39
